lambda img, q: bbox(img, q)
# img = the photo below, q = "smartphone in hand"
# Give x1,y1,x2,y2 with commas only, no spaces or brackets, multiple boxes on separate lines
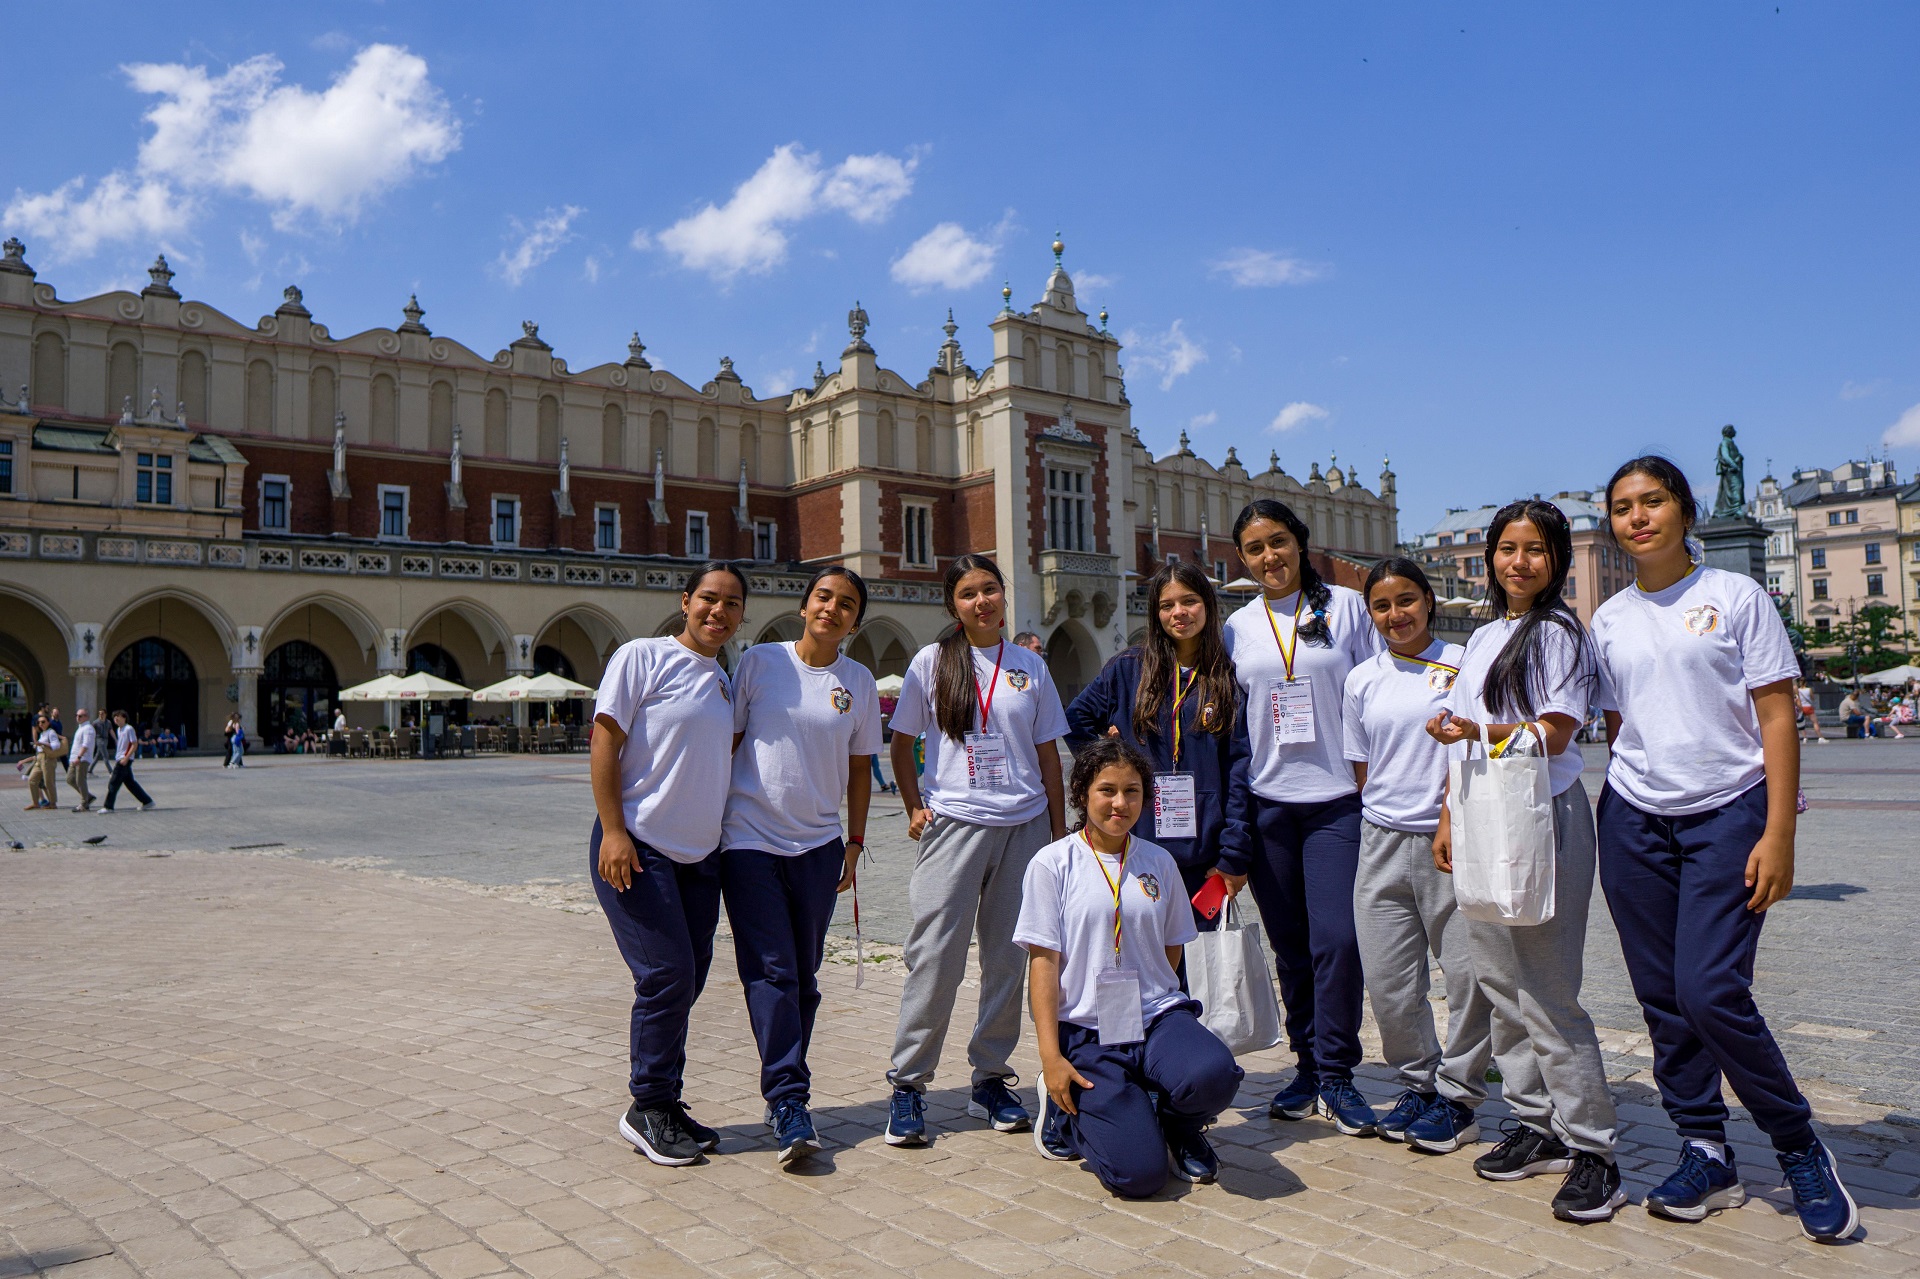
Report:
1191,874,1229,920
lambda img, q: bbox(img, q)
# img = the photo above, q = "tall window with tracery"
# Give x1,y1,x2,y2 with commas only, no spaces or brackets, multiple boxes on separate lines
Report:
1046,466,1090,552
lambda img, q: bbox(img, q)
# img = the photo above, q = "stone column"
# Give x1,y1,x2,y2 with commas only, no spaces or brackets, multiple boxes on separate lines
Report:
234,668,260,738
69,665,103,720
508,633,535,729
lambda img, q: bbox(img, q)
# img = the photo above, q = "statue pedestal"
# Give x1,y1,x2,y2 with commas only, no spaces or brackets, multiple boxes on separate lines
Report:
1698,515,1767,587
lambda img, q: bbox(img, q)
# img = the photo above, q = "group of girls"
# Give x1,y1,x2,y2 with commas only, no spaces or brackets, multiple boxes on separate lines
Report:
585,459,1855,1243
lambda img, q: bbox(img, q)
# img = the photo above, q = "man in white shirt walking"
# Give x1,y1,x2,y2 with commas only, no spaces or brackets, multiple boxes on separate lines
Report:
66,710,97,811
101,711,155,813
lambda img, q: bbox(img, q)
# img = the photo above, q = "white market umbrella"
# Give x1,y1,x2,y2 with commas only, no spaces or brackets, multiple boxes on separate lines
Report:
874,673,905,696
339,674,411,701
470,675,535,703
521,672,595,700
1221,577,1262,593
1858,664,1920,687
389,672,471,700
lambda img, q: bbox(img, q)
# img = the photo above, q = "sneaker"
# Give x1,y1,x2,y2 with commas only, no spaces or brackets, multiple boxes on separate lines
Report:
767,1099,818,1166
1165,1124,1220,1184
885,1086,927,1147
618,1102,702,1166
1474,1121,1575,1181
1778,1142,1860,1242
1033,1093,1074,1161
1552,1151,1626,1223
672,1100,720,1152
1407,1098,1480,1155
1268,1069,1320,1121
1646,1143,1747,1222
140,802,156,811
1314,1079,1378,1137
1377,1089,1437,1143
967,1077,1031,1133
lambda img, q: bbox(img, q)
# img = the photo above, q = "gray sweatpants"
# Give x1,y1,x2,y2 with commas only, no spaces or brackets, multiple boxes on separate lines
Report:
888,811,1051,1092
1354,820,1492,1105
1465,778,1617,1156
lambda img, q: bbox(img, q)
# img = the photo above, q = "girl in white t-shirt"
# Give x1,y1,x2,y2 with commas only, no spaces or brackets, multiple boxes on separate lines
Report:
1216,498,1384,1136
1341,557,1489,1152
1015,736,1242,1197
1427,499,1622,1223
591,561,745,1168
720,567,882,1166
882,554,1069,1147
1593,456,1855,1242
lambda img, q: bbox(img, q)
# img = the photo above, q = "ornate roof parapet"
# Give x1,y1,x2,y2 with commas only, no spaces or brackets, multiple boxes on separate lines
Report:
143,255,179,298
933,308,968,377
398,294,431,335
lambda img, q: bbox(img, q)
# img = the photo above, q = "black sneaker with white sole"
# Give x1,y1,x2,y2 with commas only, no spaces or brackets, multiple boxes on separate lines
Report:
619,1102,703,1166
1552,1151,1627,1223
673,1100,720,1152
1473,1121,1575,1181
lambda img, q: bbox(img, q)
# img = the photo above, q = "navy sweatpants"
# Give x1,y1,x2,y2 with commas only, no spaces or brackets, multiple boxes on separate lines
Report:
720,840,845,1107
1059,1003,1244,1199
589,819,723,1109
1597,783,1816,1152
1244,793,1365,1080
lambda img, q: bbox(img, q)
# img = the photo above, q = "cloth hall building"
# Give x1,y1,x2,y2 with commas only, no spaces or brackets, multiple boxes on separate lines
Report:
0,236,1398,748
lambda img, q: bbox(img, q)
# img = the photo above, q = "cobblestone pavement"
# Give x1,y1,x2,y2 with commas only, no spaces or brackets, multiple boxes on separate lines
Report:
4,843,1920,1279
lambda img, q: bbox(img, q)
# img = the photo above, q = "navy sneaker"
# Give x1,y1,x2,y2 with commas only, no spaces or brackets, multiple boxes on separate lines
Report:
1778,1142,1860,1242
1377,1089,1436,1143
1268,1069,1320,1121
768,1098,818,1166
967,1077,1031,1133
1165,1124,1220,1184
885,1086,927,1147
1646,1143,1747,1222
1033,1094,1074,1161
1406,1098,1480,1155
1314,1079,1378,1137
672,1100,720,1153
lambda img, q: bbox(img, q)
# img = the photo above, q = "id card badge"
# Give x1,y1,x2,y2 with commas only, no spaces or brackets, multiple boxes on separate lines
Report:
1095,968,1145,1045
1152,772,1198,840
964,731,1010,789
1267,677,1316,744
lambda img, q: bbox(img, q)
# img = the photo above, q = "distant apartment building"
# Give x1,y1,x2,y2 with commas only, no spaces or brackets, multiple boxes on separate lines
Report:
1417,491,1631,625
1749,470,1810,610
1900,479,1920,647
1794,460,1903,656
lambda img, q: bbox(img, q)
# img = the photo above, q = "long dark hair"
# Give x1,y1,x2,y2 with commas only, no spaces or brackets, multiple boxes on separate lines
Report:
933,553,1006,742
1231,498,1331,647
803,564,868,624
1362,556,1437,634
1133,561,1237,742
1603,455,1698,545
1481,500,1591,720
682,560,749,599
1068,736,1154,832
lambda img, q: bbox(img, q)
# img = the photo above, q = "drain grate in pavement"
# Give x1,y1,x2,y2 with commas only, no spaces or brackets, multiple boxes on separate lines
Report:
229,841,285,849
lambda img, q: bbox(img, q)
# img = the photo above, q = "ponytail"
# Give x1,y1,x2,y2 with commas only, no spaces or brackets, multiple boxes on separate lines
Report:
1232,498,1332,647
932,554,1006,741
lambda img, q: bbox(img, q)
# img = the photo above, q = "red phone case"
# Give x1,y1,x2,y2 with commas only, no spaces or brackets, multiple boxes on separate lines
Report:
1191,875,1229,920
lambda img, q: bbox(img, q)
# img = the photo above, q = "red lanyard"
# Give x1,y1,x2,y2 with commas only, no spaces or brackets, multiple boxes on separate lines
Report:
973,641,1005,732
1264,593,1306,680
1170,666,1198,768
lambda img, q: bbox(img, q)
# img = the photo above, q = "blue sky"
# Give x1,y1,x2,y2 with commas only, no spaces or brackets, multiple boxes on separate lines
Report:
10,3,1919,536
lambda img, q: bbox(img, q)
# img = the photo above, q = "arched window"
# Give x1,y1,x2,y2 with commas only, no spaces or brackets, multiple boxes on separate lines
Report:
429,381,453,453
650,409,670,469
261,639,339,743
407,643,462,683
308,366,337,441
918,416,935,473
967,416,983,472
246,359,274,433
32,332,66,409
1021,336,1039,387
106,637,198,747
108,341,140,418
1087,349,1104,401
370,373,398,446
697,417,717,477
798,424,811,480
601,404,624,469
877,410,895,469
1055,342,1073,397
537,395,560,463
533,645,575,679
740,422,759,482
826,415,840,474
179,350,209,424
485,387,510,456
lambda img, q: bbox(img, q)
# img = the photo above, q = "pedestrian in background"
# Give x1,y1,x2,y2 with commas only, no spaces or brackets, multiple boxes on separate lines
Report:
66,710,96,811
101,710,155,812
26,713,62,809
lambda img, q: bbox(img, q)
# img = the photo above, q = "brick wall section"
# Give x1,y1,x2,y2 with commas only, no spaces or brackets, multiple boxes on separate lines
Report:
1022,412,1108,571
875,478,950,581
793,484,842,563
951,476,996,559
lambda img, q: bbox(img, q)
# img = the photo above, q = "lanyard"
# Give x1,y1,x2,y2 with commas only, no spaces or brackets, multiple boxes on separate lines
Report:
1264,592,1306,680
1169,666,1199,767
1080,831,1131,960
1390,648,1459,678
973,640,1006,732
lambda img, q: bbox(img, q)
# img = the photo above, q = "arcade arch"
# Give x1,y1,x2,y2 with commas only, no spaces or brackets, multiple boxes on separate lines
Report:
1044,619,1099,702
845,616,914,679
102,589,236,749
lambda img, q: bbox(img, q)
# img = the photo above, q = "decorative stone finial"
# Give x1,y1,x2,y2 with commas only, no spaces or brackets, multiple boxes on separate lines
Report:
120,395,134,424
521,320,540,340
450,425,464,486
559,437,571,494
1052,233,1065,267
1225,446,1240,468
1309,461,1323,481
16,384,28,413
399,294,429,334
716,355,739,381
936,308,966,375
843,301,873,356
813,360,827,388
627,333,650,367
1098,307,1108,333
0,237,31,276
147,387,163,419
176,400,188,425
943,308,958,342
1178,430,1193,456
278,284,309,316
145,254,177,294
1001,281,1012,313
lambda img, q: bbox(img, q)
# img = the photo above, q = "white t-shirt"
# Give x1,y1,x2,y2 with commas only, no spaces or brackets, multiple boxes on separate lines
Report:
1013,833,1197,1030
887,638,1069,827
1446,612,1595,798
722,642,883,856
1593,566,1800,817
1343,639,1467,833
593,636,735,863
68,721,96,766
115,724,138,761
1224,585,1384,804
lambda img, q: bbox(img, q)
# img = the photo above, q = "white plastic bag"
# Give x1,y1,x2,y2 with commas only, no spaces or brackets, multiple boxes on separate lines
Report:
1448,729,1556,926
1185,896,1284,1055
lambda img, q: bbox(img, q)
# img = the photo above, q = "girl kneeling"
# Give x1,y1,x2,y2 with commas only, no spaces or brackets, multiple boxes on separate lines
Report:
1016,738,1245,1198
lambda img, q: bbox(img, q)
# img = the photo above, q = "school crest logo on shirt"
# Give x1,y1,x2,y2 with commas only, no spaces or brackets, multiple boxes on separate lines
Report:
1683,604,1722,636
830,686,853,714
1199,702,1218,729
717,678,732,704
1005,669,1031,692
1135,872,1162,902
1427,668,1457,693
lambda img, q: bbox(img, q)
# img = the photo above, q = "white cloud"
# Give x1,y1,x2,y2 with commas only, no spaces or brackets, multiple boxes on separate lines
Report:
1269,401,1329,432
495,205,581,285
891,221,999,291
1211,248,1328,288
648,143,918,281
4,44,458,260
1188,411,1218,430
1075,270,1117,291
1120,319,1207,391
1842,378,1888,401
1883,402,1920,449
582,255,601,284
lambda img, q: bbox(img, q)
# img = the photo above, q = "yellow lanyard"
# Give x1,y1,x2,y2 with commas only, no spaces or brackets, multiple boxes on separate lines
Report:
1391,649,1459,679
1264,592,1306,680
1082,832,1131,961
1169,666,1198,768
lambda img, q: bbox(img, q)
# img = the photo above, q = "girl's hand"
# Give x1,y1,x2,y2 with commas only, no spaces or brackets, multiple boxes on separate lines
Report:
597,827,643,892
1426,712,1478,746
1042,1055,1093,1115
1106,726,1120,738
907,807,933,840
1745,830,1794,912
1432,817,1453,874
837,843,860,893
1217,871,1249,897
